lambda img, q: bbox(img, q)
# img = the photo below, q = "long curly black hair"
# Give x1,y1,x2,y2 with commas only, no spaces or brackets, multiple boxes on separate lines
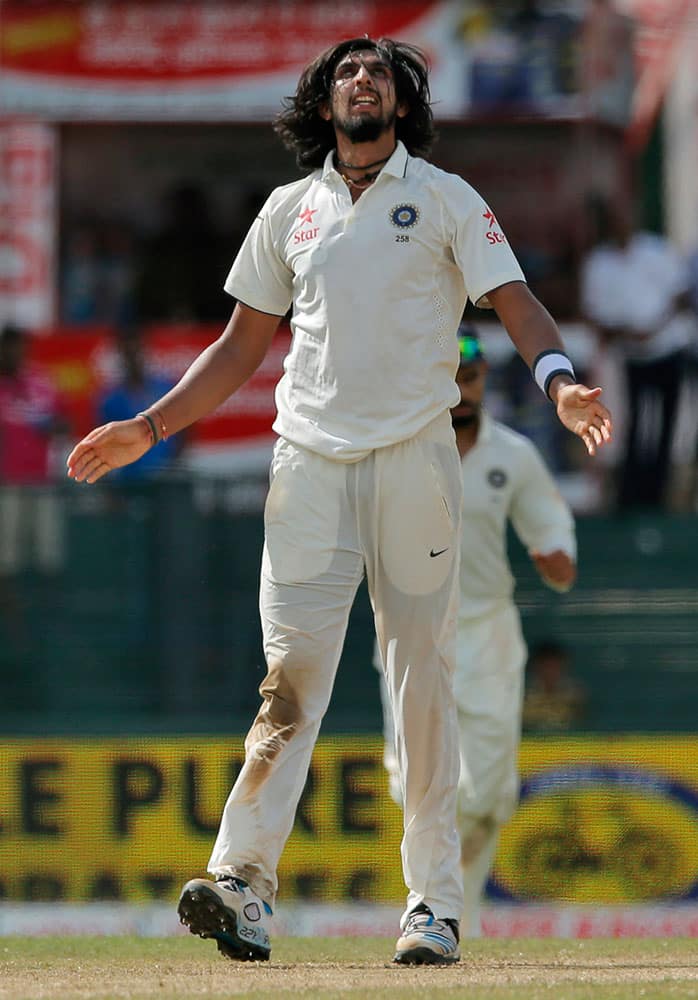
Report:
273,37,436,169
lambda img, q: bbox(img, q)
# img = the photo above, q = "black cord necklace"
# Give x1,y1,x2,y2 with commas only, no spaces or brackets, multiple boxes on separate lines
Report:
334,147,396,190
335,151,393,171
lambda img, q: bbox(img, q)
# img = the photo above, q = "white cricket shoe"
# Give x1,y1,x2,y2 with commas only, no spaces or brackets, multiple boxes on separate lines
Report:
177,876,272,961
393,903,460,965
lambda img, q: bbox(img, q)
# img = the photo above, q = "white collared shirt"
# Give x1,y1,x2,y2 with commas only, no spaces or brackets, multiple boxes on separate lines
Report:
458,412,576,619
225,142,525,460
580,232,691,361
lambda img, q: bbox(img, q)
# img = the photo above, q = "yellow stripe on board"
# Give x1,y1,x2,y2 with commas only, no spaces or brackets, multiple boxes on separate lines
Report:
0,736,696,903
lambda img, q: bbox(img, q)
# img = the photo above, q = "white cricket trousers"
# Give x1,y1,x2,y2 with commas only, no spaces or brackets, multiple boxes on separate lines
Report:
454,602,526,936
209,412,464,923
378,601,526,935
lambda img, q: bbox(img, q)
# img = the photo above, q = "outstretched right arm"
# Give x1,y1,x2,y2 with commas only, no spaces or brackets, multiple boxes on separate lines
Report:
67,303,282,483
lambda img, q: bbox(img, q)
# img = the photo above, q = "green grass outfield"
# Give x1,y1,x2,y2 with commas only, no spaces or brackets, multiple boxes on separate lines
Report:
1,937,697,1000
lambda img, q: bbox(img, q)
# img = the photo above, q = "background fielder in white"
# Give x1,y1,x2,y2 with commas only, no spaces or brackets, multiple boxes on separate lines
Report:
376,327,576,936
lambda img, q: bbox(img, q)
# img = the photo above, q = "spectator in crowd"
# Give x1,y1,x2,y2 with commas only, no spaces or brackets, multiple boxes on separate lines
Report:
99,223,137,328
61,224,103,325
580,195,692,508
464,0,578,112
135,182,229,322
376,326,577,937
507,0,578,106
522,639,588,732
0,324,68,576
97,326,182,480
578,0,635,126
61,222,136,328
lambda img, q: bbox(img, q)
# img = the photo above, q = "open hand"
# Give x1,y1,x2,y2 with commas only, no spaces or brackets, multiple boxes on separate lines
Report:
531,549,576,592
555,385,612,456
66,417,152,483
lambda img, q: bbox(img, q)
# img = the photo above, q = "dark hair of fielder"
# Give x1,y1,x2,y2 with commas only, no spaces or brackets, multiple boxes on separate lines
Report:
273,37,436,169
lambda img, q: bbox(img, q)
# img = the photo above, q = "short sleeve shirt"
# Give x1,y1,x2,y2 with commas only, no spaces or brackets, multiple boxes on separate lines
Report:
225,141,525,460
458,413,576,619
580,233,691,360
0,369,62,484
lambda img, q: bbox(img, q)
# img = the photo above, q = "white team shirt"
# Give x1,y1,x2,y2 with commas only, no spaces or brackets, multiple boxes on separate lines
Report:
580,232,691,361
458,412,576,621
225,141,525,460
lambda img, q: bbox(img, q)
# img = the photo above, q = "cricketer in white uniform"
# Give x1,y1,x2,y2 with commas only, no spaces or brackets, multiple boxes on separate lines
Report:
376,327,576,937
66,38,611,966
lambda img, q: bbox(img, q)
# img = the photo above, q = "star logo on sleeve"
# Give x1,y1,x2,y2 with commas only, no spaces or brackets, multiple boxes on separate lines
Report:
298,207,318,226
483,207,506,245
294,207,320,246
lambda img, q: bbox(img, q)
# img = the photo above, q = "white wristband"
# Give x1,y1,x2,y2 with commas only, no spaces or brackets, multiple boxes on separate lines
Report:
532,351,576,400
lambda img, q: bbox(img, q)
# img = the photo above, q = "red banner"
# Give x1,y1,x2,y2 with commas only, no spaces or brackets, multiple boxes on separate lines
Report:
0,1,463,120
28,324,289,448
1,1,438,81
0,124,57,327
625,0,693,150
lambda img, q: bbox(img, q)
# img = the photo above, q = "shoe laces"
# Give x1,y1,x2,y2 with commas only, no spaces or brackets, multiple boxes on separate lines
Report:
403,904,435,934
403,904,459,942
215,876,273,916
216,876,249,894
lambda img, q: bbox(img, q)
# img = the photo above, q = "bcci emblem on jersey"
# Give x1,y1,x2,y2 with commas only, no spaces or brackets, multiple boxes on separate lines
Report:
389,204,420,229
488,468,508,489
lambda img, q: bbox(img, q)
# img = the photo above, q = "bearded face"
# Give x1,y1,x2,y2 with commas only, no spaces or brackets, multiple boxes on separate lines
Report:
451,361,487,428
328,51,401,145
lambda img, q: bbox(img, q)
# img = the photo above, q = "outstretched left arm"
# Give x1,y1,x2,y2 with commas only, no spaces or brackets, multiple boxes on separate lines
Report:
487,281,613,456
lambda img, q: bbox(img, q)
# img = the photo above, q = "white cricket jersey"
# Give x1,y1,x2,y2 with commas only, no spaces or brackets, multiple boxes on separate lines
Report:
580,232,691,361
224,141,525,460
458,412,576,620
